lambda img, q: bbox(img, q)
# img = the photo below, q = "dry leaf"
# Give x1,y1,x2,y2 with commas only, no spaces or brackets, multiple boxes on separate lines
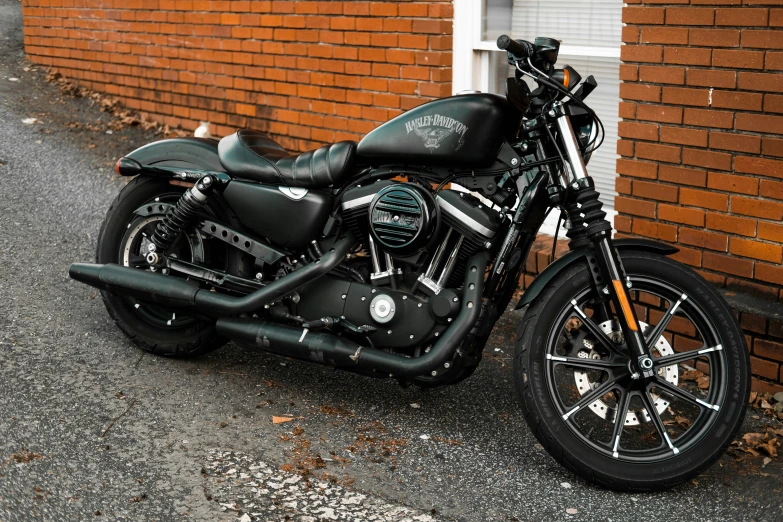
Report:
273,416,294,424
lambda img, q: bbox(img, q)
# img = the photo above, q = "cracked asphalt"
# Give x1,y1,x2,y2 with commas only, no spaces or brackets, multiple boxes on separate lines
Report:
2,1,783,520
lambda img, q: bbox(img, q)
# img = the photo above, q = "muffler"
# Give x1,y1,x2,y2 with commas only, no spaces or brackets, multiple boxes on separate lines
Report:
69,233,356,315
215,251,489,377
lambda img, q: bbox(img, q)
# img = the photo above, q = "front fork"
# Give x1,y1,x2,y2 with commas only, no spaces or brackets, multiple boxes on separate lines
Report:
550,101,654,377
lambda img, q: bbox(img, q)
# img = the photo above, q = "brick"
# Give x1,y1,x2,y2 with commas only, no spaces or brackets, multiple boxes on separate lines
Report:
760,179,783,200
664,47,712,66
682,148,733,171
763,138,783,158
767,95,783,114
659,204,706,226
709,132,761,154
757,263,783,284
750,355,780,380
667,7,715,25
768,52,783,70
660,126,708,147
716,8,769,26
744,75,783,100
662,86,710,106
706,212,758,236
638,65,685,84
689,28,741,47
658,165,707,187
621,45,664,63
620,64,639,81
730,237,783,263
616,158,658,179
632,179,679,202
616,176,633,195
683,108,734,129
620,83,661,102
711,90,763,111
681,187,729,211
641,26,689,44
732,195,783,220
623,6,665,24
703,252,753,278
617,138,634,157
687,69,737,89
636,104,683,124
707,172,760,195
712,49,765,69
735,155,783,179
615,196,657,218
618,121,658,141
680,228,729,251
755,339,783,364
742,30,783,49
632,219,678,241
759,221,783,242
636,142,681,163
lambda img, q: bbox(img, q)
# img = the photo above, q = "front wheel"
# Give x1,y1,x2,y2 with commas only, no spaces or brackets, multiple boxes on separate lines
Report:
515,250,749,491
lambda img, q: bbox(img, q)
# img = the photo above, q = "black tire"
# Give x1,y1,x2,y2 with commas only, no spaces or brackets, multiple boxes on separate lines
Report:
515,250,749,491
96,176,230,357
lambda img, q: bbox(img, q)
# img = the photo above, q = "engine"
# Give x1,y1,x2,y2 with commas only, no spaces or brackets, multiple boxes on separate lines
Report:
294,180,501,353
341,180,501,292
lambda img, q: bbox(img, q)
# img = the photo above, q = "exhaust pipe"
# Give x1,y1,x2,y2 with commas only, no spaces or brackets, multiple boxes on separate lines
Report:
215,251,489,378
69,233,356,315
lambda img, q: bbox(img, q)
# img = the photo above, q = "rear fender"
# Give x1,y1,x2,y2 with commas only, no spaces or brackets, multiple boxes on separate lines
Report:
117,137,226,180
515,238,679,309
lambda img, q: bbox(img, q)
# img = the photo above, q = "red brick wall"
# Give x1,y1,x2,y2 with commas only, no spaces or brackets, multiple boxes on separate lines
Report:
617,1,783,389
617,1,783,301
21,0,453,153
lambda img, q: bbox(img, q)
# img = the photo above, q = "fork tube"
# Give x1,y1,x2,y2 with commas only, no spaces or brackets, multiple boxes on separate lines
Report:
554,104,588,182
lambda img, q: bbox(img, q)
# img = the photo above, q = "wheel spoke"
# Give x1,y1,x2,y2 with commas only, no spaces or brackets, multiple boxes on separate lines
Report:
653,376,720,412
547,354,626,371
560,376,619,421
640,389,678,455
654,345,722,367
645,293,687,351
609,388,631,458
570,300,621,355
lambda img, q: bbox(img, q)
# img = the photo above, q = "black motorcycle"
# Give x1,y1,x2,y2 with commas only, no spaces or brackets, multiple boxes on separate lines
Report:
69,36,750,491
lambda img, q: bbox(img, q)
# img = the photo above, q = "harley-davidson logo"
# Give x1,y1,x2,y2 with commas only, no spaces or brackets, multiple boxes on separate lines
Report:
405,114,468,152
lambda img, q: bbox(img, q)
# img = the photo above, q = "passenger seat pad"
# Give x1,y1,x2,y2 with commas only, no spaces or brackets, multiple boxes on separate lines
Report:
218,129,356,189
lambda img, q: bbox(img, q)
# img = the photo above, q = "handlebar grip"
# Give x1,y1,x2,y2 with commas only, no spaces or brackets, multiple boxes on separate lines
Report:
497,35,531,58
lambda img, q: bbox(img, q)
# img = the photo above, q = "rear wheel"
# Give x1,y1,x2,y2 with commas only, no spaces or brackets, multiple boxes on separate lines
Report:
96,176,246,357
515,251,749,491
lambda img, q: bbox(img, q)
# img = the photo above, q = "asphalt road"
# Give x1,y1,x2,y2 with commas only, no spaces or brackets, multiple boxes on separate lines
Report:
2,1,783,520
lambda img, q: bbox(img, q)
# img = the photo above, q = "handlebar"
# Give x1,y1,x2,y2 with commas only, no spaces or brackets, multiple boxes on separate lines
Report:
496,35,533,59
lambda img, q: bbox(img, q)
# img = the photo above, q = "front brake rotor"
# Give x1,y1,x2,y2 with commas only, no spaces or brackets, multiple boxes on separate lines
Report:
573,319,678,426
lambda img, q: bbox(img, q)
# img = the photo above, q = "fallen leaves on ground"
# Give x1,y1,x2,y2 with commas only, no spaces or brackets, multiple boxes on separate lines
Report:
9,449,44,464
731,427,781,461
272,416,294,424
45,70,190,138
319,404,353,416
680,369,710,389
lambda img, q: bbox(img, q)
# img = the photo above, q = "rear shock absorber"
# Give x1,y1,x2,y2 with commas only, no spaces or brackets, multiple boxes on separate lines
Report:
147,175,216,262
564,177,612,250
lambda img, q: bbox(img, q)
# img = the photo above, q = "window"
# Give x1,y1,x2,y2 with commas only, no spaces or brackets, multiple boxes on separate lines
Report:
453,0,622,234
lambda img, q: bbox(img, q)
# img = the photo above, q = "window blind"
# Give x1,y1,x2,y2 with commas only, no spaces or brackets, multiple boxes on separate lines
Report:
510,0,622,213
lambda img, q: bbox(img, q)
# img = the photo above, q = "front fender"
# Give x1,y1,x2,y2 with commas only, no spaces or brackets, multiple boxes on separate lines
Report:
122,137,224,173
514,238,679,309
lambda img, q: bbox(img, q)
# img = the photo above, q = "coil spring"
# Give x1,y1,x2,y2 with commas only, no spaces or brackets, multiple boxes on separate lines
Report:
151,177,213,252
564,181,612,250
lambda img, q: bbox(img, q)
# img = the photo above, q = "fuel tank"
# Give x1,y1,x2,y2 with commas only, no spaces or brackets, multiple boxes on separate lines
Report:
356,93,520,167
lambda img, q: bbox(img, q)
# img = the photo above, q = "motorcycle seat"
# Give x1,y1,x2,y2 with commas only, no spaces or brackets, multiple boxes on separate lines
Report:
218,129,356,189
